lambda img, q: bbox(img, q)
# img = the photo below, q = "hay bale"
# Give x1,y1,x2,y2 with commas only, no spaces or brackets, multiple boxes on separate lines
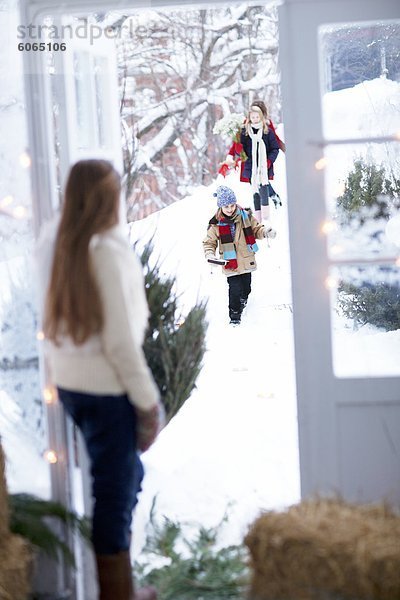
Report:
244,498,400,600
0,534,32,600
0,443,33,599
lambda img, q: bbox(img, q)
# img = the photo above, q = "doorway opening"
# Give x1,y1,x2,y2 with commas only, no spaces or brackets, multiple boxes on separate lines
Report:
13,0,301,566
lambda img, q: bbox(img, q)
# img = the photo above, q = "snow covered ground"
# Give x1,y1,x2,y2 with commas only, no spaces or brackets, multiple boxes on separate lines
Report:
129,153,301,555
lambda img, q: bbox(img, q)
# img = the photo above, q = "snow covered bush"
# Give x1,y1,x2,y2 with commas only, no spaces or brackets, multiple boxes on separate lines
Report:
338,277,400,331
336,158,400,227
139,242,207,422
336,159,400,331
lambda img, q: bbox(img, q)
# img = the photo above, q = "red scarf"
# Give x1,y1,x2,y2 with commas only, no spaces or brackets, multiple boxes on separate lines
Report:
218,208,258,270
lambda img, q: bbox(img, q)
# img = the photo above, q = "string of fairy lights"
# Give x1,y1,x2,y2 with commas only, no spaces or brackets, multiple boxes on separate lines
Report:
0,150,59,465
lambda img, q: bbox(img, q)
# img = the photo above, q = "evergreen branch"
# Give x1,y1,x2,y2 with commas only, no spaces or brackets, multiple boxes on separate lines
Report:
9,493,90,566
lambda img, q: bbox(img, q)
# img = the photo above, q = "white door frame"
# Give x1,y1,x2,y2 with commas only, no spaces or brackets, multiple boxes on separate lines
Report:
278,0,400,502
19,0,400,595
20,3,128,597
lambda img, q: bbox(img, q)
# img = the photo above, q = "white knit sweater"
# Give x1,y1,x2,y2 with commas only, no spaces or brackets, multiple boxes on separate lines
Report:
36,223,159,411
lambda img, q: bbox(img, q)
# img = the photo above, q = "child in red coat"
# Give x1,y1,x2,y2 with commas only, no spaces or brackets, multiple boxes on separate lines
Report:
224,106,280,223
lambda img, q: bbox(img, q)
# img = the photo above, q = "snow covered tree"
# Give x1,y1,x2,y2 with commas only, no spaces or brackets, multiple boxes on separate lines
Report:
138,241,208,422
110,5,280,214
338,278,400,331
337,158,400,226
336,159,400,332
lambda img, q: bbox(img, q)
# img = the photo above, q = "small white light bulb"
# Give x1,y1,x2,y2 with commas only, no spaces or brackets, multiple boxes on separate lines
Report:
19,152,31,168
321,220,337,235
43,386,55,404
325,275,338,290
315,157,328,171
44,449,58,464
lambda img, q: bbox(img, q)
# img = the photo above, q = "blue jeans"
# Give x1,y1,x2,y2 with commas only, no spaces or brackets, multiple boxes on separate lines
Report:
253,184,269,210
58,388,144,554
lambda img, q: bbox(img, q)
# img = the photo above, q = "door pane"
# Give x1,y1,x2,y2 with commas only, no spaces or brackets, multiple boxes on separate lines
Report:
322,140,400,262
329,264,400,378
74,50,95,149
94,55,109,148
319,20,400,378
319,20,400,96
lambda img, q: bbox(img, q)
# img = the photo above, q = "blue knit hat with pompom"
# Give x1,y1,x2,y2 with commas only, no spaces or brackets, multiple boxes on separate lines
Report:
213,185,237,208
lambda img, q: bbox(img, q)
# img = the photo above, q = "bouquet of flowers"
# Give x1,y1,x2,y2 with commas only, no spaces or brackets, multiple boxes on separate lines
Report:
213,113,247,177
213,112,245,138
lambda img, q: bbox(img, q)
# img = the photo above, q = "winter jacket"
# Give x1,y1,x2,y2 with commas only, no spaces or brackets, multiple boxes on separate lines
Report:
203,208,266,276
228,124,280,182
36,223,160,412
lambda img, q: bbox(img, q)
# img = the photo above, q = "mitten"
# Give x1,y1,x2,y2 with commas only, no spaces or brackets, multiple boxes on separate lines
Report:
136,402,166,452
263,226,277,239
218,163,230,177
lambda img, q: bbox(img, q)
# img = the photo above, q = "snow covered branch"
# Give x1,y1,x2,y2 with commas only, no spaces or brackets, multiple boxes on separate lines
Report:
113,4,280,208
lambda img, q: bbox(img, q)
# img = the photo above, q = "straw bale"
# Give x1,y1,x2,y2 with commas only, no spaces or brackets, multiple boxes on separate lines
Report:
0,443,33,599
0,533,32,600
244,498,400,600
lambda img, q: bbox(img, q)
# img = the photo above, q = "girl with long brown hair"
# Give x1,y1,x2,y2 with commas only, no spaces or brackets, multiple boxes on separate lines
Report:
40,159,162,600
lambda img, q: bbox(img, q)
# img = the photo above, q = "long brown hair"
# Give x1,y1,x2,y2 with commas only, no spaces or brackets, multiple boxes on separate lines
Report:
44,159,121,345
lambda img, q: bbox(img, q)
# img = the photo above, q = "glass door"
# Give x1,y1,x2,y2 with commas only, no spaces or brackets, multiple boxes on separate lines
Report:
279,0,400,504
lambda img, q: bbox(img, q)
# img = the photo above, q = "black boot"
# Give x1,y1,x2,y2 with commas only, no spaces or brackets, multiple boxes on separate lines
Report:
229,310,241,325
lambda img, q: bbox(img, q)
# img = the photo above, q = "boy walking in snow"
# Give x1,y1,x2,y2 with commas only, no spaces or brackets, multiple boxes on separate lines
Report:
203,185,276,325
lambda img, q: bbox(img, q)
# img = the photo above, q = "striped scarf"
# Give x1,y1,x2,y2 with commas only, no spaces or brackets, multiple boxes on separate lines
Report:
218,207,259,270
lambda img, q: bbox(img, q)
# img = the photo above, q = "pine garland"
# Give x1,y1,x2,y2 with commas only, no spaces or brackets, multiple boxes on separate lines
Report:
138,241,208,422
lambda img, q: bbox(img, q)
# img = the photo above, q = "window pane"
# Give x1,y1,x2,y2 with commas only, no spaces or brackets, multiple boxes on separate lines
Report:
319,21,400,379
330,265,400,377
330,264,400,378
73,51,95,149
319,20,400,97
94,56,109,148
322,141,400,262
